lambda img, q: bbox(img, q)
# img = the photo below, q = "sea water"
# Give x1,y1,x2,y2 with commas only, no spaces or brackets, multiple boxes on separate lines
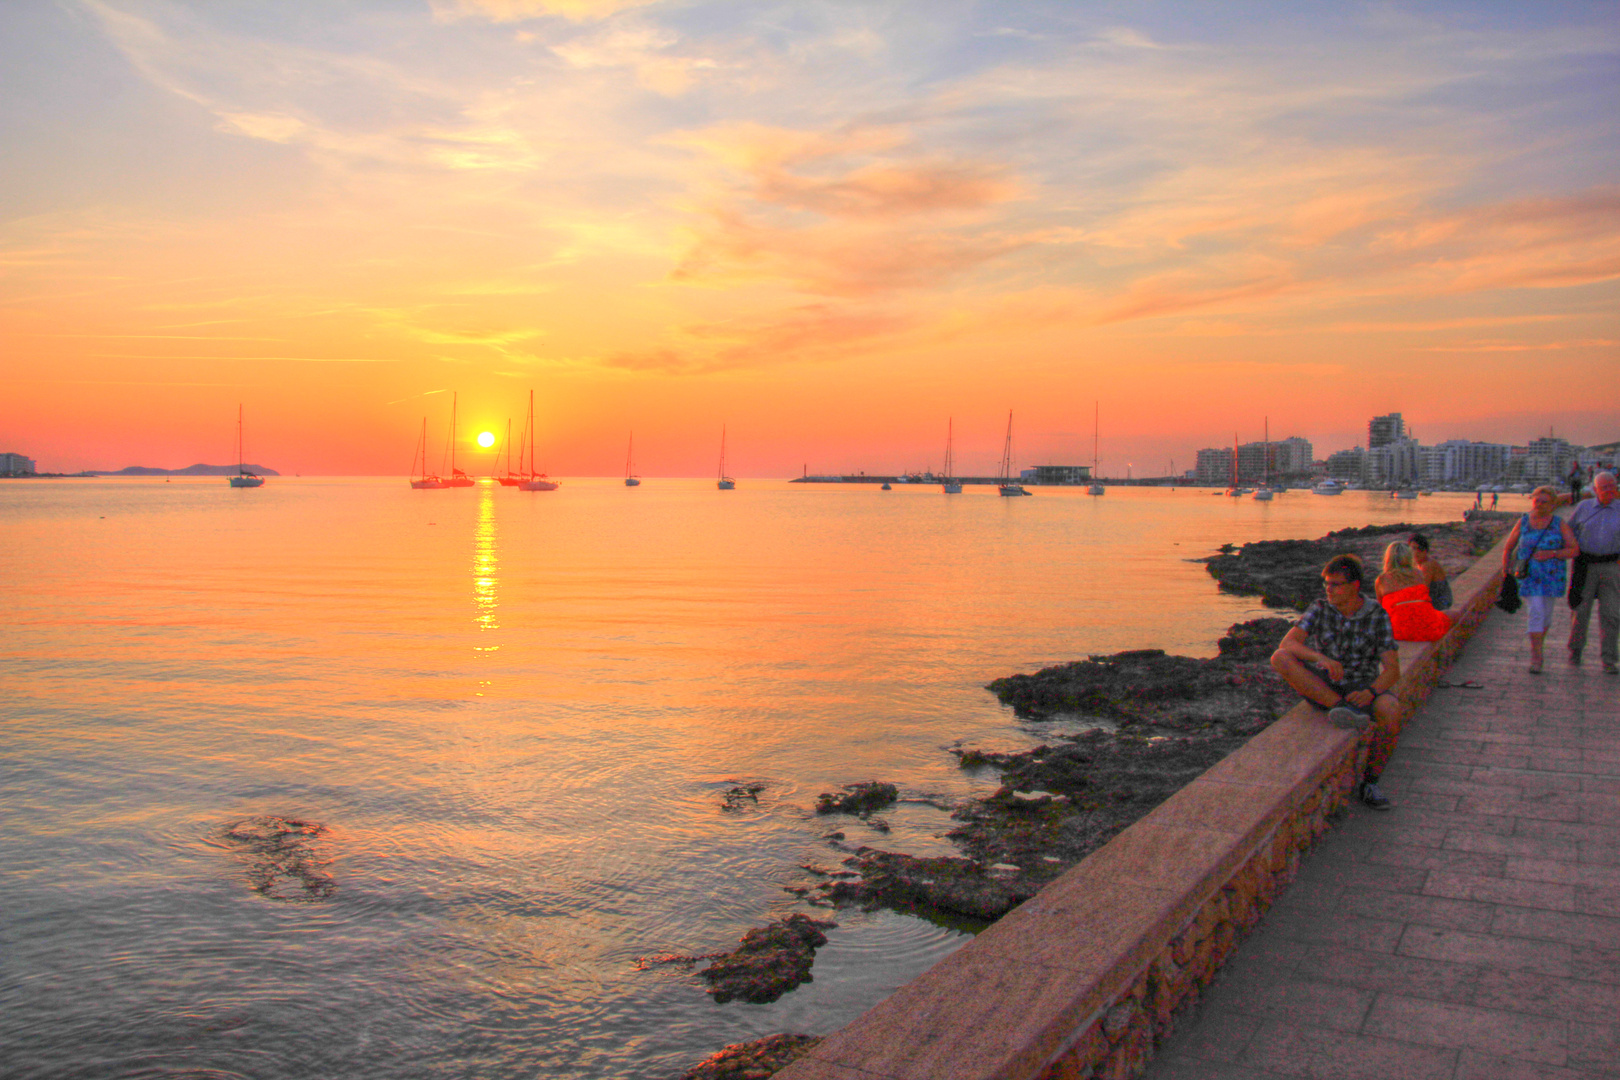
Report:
0,478,1483,1079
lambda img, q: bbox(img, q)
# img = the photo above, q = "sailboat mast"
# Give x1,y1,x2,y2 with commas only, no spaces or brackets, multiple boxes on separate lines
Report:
237,404,244,474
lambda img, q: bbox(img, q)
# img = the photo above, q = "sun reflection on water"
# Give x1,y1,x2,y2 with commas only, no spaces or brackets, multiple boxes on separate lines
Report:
472,480,500,648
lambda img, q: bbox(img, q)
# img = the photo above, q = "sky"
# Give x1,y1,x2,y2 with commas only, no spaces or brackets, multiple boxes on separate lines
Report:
2,0,1617,477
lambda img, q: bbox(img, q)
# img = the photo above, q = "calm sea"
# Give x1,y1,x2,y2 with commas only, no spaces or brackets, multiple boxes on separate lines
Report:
1,478,1481,1079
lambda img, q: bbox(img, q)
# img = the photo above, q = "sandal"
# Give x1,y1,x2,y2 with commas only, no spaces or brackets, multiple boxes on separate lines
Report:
1436,680,1484,689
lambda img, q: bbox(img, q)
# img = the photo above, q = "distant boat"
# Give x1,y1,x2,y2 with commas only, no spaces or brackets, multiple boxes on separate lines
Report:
497,418,521,485
881,482,892,490
444,393,475,487
717,425,735,490
1252,417,1273,499
228,405,265,488
516,390,559,491
1394,489,1418,500
624,433,640,487
410,416,446,489
997,411,1031,496
1087,402,1105,495
942,418,962,494
1313,479,1345,495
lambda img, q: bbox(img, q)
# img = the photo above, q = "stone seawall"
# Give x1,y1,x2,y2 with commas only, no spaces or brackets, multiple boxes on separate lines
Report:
776,535,1511,1080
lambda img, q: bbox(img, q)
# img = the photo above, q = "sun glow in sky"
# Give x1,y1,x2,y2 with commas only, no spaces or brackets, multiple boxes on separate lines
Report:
2,1,1617,476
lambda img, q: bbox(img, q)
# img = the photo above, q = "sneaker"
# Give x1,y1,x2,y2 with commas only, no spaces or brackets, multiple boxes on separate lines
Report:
1359,781,1393,811
1569,651,1582,666
1328,702,1373,731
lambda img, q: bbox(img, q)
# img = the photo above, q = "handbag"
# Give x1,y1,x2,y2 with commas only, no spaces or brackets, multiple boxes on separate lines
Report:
1512,514,1549,580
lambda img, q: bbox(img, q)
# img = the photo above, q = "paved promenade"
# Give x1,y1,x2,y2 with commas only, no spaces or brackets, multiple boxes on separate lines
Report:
1144,608,1620,1080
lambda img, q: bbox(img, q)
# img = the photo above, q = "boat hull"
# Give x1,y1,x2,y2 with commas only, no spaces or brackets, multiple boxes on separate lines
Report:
519,478,559,491
228,475,264,488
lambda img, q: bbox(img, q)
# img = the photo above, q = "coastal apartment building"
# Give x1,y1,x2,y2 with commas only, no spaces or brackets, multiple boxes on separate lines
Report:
1194,436,1313,486
1,452,36,476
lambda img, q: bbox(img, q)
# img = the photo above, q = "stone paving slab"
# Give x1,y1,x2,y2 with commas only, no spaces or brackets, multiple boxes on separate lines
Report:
1144,611,1620,1080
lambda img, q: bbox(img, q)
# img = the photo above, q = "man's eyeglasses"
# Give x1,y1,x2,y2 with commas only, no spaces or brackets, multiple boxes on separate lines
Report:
1322,577,1354,591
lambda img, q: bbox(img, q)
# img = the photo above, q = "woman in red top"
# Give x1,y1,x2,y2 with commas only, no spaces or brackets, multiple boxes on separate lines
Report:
1376,541,1452,642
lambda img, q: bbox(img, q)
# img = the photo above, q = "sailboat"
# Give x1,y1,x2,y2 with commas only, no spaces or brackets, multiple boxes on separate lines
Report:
1253,417,1274,500
410,417,446,489
1087,402,1105,495
444,392,475,486
517,390,560,491
624,433,641,487
942,419,962,494
497,418,521,485
717,425,735,490
228,405,265,488
997,411,1031,496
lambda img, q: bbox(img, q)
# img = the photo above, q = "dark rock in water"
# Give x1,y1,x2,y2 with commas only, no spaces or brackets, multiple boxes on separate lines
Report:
815,781,898,817
698,914,838,1004
1202,521,1506,611
678,1033,823,1080
721,782,766,810
820,848,1030,921
1216,617,1296,663
222,816,334,901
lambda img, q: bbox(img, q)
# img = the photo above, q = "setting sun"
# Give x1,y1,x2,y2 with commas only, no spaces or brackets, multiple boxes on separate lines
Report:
477,431,495,449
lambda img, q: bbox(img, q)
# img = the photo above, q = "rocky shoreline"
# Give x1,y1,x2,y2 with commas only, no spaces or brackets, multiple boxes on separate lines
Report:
672,518,1507,1080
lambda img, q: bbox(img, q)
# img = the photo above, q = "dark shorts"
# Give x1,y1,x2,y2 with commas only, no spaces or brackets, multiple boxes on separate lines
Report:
1321,676,1396,709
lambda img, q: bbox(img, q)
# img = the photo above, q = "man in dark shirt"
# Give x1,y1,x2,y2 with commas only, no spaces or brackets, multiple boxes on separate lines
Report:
1271,554,1402,810
1568,471,1620,673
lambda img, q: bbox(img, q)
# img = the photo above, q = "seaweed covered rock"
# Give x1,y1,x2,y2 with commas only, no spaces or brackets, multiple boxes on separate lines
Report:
222,816,335,902
698,914,838,1004
815,781,898,817
678,1034,823,1080
1216,617,1296,663
820,849,1032,921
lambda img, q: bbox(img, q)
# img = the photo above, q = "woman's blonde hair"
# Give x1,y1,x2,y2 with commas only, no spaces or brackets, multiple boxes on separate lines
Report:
1382,541,1424,589
1530,485,1558,502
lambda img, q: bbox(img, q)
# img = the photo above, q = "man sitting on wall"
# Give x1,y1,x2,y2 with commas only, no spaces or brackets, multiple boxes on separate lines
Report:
1270,553,1401,811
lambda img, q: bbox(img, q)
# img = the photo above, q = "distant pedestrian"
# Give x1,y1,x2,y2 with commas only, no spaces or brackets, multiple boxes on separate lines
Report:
1502,486,1579,674
1567,471,1620,674
1271,554,1401,811
1568,459,1585,503
1491,491,1499,509
1474,491,1483,510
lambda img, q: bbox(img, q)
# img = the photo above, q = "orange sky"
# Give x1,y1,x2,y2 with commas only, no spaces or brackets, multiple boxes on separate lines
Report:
3,1,1617,476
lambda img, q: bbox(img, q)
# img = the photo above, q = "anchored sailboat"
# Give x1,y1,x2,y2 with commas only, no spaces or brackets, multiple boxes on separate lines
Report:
410,417,446,488
444,393,475,486
942,419,962,494
998,411,1031,496
624,433,640,487
717,425,735,490
516,390,559,491
497,418,521,485
228,405,264,488
1087,402,1105,495
1253,417,1274,500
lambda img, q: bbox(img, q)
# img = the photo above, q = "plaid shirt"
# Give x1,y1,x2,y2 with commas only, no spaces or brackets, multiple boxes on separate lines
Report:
1297,596,1397,686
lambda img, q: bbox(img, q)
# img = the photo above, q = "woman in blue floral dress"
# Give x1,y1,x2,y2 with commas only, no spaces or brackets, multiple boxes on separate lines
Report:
1501,486,1579,673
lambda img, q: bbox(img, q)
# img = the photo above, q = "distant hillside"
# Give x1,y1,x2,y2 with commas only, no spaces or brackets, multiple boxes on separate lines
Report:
93,463,282,477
